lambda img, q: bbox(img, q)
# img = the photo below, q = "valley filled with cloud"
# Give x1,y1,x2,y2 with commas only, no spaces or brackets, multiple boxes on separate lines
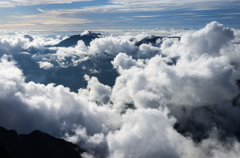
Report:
1,21,240,158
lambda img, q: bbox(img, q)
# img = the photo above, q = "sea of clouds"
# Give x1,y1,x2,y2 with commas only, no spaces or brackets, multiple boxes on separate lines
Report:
0,21,240,158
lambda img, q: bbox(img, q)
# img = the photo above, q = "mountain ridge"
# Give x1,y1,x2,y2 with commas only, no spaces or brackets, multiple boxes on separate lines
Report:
51,31,101,47
0,126,85,158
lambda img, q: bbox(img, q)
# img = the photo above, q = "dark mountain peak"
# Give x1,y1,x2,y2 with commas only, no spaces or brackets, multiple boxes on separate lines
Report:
80,31,101,37
0,127,22,145
0,126,10,133
52,31,102,47
23,34,34,42
29,129,42,134
0,126,85,158
134,35,181,47
135,35,163,46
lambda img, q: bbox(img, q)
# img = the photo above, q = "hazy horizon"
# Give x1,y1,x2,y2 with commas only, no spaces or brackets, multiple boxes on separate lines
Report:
0,0,240,34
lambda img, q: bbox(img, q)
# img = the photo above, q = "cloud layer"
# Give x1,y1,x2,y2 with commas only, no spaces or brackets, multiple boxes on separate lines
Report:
0,21,240,158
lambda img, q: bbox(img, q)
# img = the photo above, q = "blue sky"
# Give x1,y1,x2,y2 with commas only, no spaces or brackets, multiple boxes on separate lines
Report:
0,0,240,35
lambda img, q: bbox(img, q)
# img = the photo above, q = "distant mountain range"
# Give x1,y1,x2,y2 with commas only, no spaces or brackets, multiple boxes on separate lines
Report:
134,35,180,47
0,126,85,158
51,31,102,47
47,31,181,48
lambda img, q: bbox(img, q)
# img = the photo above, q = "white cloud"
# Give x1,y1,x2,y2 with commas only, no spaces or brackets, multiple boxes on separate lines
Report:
38,61,54,69
0,55,121,136
0,21,240,158
78,75,112,104
110,22,239,110
107,108,179,158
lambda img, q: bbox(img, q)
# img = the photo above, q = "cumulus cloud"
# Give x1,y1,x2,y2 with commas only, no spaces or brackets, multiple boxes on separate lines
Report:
78,75,112,104
38,61,54,69
107,108,181,158
1,21,240,158
0,55,121,135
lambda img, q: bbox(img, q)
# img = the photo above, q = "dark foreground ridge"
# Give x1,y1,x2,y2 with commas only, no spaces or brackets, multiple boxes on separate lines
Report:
0,126,85,158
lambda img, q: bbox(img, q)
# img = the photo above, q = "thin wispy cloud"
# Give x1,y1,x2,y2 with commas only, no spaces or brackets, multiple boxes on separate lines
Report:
0,9,91,29
133,15,162,18
0,0,239,30
0,0,93,7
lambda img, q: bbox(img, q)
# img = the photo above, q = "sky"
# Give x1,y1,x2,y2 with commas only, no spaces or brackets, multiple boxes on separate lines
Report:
0,0,240,35
1,1,240,158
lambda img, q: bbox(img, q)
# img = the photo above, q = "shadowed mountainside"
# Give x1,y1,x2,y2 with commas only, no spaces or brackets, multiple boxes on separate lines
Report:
134,35,180,46
48,31,181,48
0,126,85,158
52,31,102,47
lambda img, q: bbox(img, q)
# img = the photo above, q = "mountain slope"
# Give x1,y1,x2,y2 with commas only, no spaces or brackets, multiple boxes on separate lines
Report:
0,126,85,158
53,31,101,47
